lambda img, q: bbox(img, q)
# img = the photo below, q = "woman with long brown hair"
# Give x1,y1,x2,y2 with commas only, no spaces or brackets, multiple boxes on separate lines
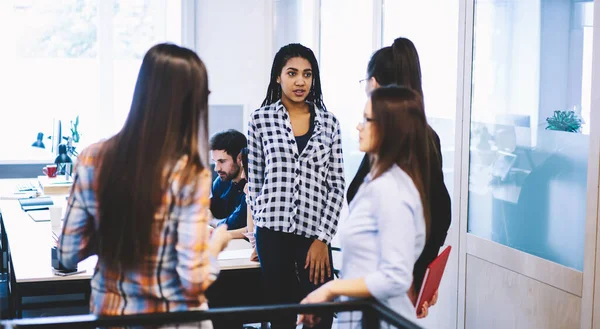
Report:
298,86,430,327
350,37,451,314
57,43,231,318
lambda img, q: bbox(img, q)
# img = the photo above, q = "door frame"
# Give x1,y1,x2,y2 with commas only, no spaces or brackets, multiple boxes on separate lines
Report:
587,1,600,328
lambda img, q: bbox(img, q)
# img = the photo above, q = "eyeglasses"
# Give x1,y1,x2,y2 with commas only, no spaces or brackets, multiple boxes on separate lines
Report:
359,116,376,126
359,78,368,88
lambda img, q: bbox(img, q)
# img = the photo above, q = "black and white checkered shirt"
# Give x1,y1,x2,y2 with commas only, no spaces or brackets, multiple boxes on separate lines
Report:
247,100,345,244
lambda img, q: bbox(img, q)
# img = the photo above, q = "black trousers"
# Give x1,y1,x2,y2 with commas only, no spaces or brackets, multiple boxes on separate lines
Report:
255,226,334,329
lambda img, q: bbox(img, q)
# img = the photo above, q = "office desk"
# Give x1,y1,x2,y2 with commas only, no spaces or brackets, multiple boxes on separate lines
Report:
0,179,262,318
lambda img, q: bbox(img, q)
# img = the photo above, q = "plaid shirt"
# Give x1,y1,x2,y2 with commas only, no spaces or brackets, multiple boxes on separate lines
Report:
247,100,345,244
58,142,217,316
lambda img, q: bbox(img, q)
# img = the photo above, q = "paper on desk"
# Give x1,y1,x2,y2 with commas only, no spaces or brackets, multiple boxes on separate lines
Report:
0,191,37,200
218,248,253,260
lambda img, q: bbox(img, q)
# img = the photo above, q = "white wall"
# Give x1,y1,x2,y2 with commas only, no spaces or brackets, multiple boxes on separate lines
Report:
195,0,273,128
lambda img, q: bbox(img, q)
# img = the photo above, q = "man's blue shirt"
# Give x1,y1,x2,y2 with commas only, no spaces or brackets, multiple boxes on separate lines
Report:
210,177,247,230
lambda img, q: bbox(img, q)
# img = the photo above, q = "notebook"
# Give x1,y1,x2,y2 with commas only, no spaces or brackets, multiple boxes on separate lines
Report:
27,209,51,222
18,196,54,212
37,175,73,195
414,245,452,314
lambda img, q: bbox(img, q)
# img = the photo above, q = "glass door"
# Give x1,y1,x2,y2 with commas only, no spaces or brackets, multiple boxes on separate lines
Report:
460,1,597,328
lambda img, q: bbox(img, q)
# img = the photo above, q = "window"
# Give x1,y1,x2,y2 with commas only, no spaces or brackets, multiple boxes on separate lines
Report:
467,0,594,270
0,0,183,163
320,0,375,185
273,0,318,52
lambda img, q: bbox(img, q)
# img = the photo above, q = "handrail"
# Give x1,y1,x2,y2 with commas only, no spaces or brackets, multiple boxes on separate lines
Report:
1,300,422,329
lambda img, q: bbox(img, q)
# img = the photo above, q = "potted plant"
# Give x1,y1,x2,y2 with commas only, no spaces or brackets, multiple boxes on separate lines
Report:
70,115,80,144
65,115,80,157
545,110,582,133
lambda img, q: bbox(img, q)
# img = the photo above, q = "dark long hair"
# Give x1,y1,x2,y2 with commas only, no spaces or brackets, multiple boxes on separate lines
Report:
95,43,210,271
367,37,440,166
367,37,423,96
370,86,431,238
261,43,326,110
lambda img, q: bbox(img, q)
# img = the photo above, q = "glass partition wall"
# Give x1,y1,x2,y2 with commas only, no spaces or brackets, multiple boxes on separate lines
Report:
467,0,594,271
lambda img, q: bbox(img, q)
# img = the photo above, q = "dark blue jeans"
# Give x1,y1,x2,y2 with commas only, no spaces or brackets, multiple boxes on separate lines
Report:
255,226,334,329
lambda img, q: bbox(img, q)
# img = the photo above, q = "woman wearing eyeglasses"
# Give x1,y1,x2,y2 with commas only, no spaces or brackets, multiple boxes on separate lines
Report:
299,86,430,327
350,37,451,318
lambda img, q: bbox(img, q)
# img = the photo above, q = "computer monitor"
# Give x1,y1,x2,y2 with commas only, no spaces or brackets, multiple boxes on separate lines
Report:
52,118,62,156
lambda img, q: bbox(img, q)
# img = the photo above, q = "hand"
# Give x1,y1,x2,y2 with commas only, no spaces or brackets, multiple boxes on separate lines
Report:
297,283,334,327
416,290,438,318
243,231,256,247
250,248,258,262
417,301,430,319
305,240,331,284
209,224,231,256
208,218,219,228
429,289,439,307
243,184,248,195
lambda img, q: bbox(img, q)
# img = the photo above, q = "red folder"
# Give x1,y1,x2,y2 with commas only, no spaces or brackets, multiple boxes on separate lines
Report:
414,245,452,314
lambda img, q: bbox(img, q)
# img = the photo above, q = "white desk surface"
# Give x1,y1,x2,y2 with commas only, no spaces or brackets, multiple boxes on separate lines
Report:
0,179,259,284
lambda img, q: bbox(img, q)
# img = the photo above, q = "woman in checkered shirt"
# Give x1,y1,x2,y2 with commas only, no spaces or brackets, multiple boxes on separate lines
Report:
247,43,345,329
